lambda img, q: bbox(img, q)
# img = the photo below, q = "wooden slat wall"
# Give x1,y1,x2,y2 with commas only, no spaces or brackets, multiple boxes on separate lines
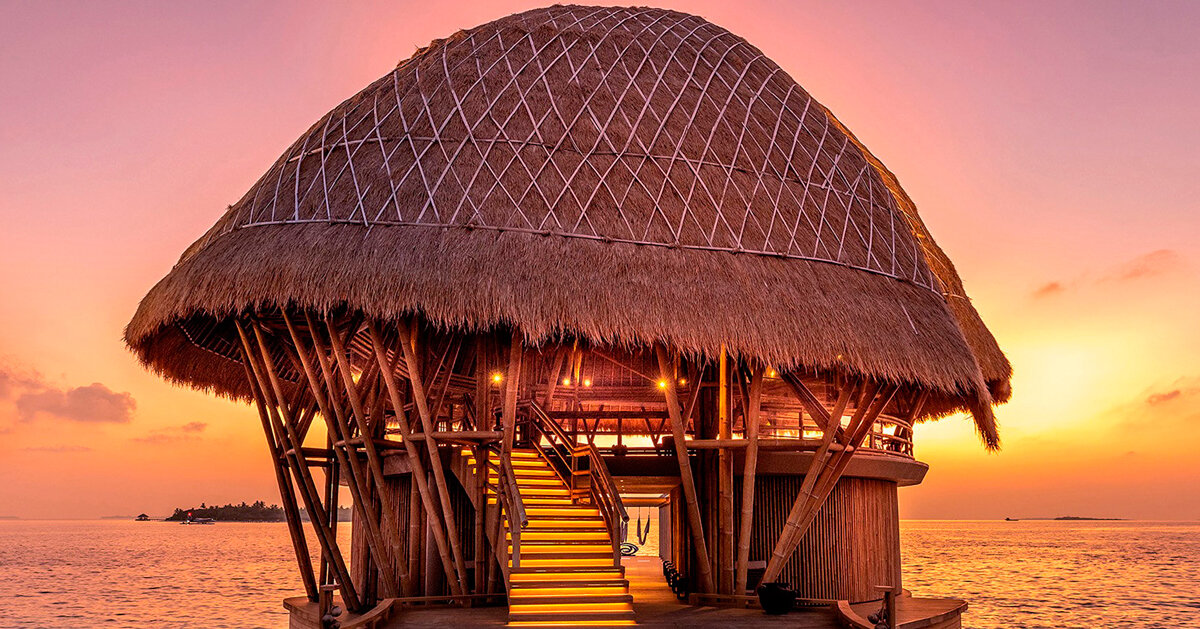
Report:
349,470,479,596
734,475,900,603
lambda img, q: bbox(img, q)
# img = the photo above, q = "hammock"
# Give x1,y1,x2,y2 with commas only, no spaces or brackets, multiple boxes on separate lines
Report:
636,507,652,545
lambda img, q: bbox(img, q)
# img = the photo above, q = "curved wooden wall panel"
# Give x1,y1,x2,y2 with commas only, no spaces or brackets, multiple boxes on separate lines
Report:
741,475,900,603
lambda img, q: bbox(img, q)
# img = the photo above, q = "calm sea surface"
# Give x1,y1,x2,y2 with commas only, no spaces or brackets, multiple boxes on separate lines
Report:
1,519,1196,628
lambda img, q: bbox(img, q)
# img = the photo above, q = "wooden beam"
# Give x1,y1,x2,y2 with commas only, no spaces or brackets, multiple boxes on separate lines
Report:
734,366,764,595
655,344,715,594
396,320,470,595
365,320,465,597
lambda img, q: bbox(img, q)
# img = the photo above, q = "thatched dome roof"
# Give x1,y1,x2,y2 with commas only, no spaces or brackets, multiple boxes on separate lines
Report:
126,5,1009,444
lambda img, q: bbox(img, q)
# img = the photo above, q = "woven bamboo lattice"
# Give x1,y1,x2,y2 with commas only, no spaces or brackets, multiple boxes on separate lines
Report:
191,6,933,289
128,5,1009,434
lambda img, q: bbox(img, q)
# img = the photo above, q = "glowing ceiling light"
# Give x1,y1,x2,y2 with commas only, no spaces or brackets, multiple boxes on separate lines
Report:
678,378,687,386
562,377,571,386
491,372,504,383
583,378,592,387
657,379,667,389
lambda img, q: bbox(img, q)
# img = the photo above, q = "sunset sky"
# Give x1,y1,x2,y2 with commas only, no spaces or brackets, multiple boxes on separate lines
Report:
1,1,1196,520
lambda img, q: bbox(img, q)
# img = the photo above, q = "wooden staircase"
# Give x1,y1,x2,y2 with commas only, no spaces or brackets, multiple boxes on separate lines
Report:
466,448,636,628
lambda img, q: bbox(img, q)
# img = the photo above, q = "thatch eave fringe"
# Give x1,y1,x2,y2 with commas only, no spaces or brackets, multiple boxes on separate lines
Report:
126,223,991,407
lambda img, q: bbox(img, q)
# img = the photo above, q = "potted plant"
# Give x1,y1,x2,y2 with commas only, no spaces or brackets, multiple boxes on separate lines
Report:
756,581,797,615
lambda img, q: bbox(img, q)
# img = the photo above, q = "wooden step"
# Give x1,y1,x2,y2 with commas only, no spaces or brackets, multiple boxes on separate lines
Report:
511,529,610,541
507,609,636,623
511,557,616,568
493,486,571,496
509,566,624,580
510,579,630,591
506,621,636,628
509,593,633,606
514,516,606,526
511,546,614,559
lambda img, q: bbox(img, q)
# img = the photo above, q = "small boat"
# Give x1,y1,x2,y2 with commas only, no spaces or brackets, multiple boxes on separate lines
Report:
182,517,216,525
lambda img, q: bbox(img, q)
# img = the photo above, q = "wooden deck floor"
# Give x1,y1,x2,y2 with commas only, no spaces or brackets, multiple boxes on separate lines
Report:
309,555,966,628
377,556,841,628
622,556,842,628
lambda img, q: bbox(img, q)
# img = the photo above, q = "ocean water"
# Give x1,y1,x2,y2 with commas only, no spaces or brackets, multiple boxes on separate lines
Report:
901,520,1200,628
1,519,1197,628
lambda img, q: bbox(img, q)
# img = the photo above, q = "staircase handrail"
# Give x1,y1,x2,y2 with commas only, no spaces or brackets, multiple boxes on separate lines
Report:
526,401,629,562
489,444,528,570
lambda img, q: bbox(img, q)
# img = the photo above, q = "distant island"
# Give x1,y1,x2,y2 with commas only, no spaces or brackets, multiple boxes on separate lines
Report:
166,501,352,522
1005,516,1126,521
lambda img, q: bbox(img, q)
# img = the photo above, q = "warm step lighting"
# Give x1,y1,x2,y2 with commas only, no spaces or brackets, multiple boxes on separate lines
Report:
512,531,609,541
509,603,634,614
510,587,627,597
506,622,636,628
509,570,623,582
513,558,615,568
510,545,613,555
494,449,633,628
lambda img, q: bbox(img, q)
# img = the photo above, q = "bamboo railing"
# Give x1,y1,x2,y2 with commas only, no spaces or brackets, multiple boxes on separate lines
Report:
488,443,528,573
526,401,629,564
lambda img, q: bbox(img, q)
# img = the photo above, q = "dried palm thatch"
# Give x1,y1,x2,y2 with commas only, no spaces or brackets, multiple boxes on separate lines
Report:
125,5,1008,446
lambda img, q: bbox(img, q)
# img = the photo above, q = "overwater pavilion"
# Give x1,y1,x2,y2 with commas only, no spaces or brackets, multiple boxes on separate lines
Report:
126,6,1009,628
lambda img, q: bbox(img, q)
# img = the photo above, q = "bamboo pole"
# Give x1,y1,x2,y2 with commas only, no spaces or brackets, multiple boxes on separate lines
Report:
774,385,898,574
541,346,567,409
395,320,470,595
500,331,523,455
733,366,764,595
364,320,465,597
761,381,897,584
791,376,863,504
237,341,318,601
323,429,340,587
717,348,734,594
473,339,489,595
237,321,361,611
654,344,715,594
282,312,405,597
760,378,867,583
408,476,423,592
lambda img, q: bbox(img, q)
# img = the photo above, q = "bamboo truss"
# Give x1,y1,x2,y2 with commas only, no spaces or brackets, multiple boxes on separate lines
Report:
226,303,936,614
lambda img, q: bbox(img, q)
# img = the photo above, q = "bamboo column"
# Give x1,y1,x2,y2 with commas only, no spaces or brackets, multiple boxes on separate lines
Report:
500,331,523,455
311,315,411,597
717,349,734,594
654,344,715,594
364,320,465,597
733,366,764,595
473,339,490,596
323,430,340,587
395,320,470,595
282,312,406,597
236,321,362,611
237,346,317,601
